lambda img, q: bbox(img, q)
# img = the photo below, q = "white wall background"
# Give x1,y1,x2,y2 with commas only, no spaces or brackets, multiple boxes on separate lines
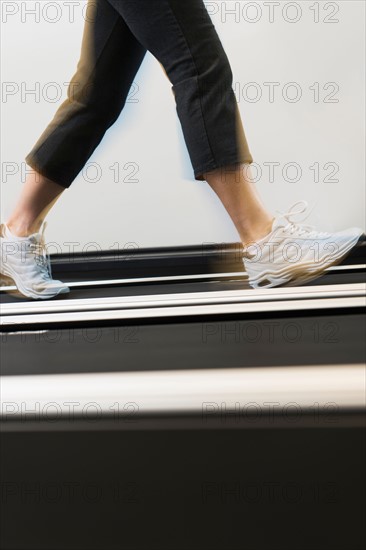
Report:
1,0,365,253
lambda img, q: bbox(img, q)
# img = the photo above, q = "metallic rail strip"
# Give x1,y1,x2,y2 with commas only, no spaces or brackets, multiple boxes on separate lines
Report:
1,364,364,418
1,296,365,327
0,271,248,291
1,283,365,316
1,264,364,292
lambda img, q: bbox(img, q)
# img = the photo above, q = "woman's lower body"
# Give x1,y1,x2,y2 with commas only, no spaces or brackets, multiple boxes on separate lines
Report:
24,0,253,187
1,0,364,299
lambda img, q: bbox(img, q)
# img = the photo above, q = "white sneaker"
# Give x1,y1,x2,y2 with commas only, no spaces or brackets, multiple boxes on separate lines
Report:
243,200,364,289
0,222,70,300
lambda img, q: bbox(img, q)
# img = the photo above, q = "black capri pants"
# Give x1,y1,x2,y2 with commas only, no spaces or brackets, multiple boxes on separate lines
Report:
25,0,253,188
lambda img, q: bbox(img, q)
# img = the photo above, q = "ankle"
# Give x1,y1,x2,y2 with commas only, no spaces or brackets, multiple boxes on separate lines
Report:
5,220,41,237
240,217,274,247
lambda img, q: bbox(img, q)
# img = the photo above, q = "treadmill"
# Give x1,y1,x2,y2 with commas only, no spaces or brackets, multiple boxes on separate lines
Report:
1,239,365,550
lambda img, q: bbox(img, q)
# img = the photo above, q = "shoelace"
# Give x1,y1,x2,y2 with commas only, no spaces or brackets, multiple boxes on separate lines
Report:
274,200,328,238
28,222,53,280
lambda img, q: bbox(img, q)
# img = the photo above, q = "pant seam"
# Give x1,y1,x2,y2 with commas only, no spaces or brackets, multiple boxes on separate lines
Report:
166,0,217,167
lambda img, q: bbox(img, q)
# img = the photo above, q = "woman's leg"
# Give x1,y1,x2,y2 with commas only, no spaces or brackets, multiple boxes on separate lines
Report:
1,0,148,299
106,1,273,241
108,0,363,289
5,0,147,239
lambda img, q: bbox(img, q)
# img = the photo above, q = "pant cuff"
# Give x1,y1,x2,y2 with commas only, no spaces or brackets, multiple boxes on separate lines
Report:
194,155,254,181
25,153,72,189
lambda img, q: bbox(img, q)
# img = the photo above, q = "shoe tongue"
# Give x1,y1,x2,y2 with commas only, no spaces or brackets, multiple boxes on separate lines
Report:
28,232,41,243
